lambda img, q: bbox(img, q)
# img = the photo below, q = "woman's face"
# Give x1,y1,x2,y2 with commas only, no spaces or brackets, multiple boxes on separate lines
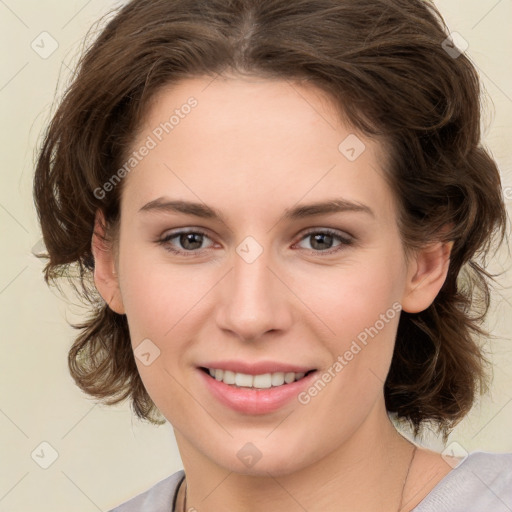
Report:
99,75,437,475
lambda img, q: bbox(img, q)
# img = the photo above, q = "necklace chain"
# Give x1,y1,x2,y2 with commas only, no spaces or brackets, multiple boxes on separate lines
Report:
179,444,417,512
397,444,417,512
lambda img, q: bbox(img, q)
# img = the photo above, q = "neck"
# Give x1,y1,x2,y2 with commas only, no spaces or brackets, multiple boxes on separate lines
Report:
174,401,417,512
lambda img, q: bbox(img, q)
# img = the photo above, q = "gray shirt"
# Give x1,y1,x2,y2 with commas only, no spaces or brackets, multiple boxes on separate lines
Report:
108,451,512,511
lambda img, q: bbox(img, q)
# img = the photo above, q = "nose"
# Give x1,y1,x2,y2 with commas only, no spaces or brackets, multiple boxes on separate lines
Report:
215,243,293,342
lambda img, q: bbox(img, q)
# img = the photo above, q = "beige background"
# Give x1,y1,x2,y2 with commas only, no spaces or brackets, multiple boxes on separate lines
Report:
0,1,511,510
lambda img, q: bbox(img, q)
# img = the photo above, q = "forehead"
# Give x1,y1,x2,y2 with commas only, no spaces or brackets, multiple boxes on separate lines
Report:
122,75,396,224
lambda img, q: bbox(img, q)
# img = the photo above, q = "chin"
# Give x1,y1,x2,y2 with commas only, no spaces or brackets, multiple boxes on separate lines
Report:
206,436,322,477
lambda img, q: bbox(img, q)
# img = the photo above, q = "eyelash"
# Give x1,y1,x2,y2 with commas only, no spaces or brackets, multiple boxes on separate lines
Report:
157,228,354,257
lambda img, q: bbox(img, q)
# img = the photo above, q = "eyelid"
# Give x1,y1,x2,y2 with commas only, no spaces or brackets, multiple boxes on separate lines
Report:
157,226,354,257
157,227,215,255
292,227,354,254
296,227,353,243
159,226,212,240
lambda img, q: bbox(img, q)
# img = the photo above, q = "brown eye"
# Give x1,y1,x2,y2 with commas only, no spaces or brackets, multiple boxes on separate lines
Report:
158,229,214,255
296,229,353,254
176,232,204,250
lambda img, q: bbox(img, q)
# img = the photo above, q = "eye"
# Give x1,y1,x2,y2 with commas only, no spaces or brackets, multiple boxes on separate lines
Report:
157,227,354,257
158,229,215,255
295,228,353,254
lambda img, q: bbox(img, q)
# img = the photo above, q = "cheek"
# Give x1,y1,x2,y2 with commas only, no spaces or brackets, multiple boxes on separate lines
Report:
299,292,400,438
117,239,206,339
306,252,404,343
302,252,403,398
117,249,204,416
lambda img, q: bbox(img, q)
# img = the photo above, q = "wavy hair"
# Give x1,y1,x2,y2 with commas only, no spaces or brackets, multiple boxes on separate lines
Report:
33,0,510,441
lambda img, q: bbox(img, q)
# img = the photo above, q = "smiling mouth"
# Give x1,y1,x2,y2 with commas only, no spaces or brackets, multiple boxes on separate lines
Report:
200,367,317,389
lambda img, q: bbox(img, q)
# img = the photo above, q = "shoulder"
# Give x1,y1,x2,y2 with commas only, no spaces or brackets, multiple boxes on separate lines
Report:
106,469,185,512
413,451,512,512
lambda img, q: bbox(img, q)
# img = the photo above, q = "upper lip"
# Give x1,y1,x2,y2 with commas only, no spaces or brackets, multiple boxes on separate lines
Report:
199,360,316,375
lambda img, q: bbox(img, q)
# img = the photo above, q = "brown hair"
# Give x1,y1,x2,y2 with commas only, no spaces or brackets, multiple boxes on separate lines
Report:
33,0,510,441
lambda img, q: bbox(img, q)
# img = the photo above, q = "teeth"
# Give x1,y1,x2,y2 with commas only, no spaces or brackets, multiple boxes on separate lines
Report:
253,374,272,389
235,372,253,387
271,372,285,386
223,370,236,385
206,368,310,388
284,372,295,384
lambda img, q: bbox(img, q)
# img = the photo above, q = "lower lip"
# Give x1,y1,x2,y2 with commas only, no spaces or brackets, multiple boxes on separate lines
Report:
198,369,317,414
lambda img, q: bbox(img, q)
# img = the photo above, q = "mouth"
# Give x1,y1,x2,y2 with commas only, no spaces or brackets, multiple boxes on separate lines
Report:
199,367,317,389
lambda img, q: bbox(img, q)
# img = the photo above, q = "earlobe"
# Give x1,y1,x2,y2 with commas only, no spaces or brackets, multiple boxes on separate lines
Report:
91,210,125,315
401,239,454,314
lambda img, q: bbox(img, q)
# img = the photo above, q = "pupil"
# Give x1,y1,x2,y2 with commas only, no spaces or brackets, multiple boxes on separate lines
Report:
311,233,332,250
181,233,203,250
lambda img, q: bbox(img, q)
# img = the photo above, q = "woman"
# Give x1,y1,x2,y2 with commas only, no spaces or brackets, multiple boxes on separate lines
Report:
33,0,511,511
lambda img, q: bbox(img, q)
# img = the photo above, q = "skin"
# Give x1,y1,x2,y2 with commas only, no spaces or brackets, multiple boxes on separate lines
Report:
92,75,456,512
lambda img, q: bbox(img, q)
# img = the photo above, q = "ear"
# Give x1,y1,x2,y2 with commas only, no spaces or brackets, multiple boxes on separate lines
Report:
400,236,454,314
91,210,125,314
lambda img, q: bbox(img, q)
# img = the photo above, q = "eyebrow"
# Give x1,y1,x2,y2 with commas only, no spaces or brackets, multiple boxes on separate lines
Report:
138,197,374,221
282,198,374,220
